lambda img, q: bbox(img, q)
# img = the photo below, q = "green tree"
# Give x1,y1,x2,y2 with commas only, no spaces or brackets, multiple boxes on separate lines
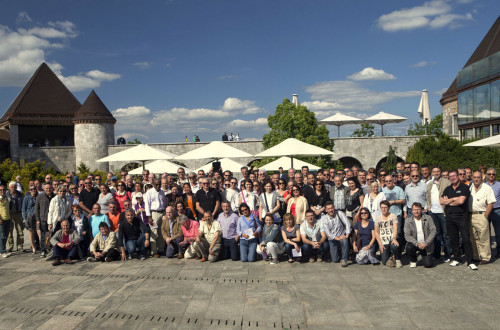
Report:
406,134,500,171
407,114,443,136
382,146,398,173
127,138,142,144
260,98,338,169
351,123,374,137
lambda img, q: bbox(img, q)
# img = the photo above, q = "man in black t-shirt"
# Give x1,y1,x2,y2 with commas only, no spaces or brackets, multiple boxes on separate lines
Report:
195,178,221,221
440,169,477,270
79,179,100,216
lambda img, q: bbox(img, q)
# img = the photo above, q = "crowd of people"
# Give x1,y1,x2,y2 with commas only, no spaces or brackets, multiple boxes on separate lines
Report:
0,161,498,271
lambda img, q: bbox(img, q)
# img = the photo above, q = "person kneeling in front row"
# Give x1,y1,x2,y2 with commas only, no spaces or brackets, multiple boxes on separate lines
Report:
51,219,81,266
257,213,285,264
404,202,436,268
118,208,151,261
192,212,221,262
88,222,120,262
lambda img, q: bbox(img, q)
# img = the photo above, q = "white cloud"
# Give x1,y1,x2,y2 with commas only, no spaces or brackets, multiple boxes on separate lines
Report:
221,97,261,114
113,106,151,118
376,0,473,32
228,118,268,127
347,67,396,81
133,61,151,69
16,12,32,23
0,17,119,91
301,100,342,111
410,61,436,68
305,80,420,111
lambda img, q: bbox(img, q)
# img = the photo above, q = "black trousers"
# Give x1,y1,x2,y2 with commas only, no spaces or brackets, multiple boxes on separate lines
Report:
406,242,433,268
446,213,473,265
222,238,239,261
94,249,120,261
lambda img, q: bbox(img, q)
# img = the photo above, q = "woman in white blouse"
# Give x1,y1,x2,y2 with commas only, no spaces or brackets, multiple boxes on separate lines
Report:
362,181,386,221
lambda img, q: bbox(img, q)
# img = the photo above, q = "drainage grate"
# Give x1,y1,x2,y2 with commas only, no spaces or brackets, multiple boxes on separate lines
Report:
94,312,140,321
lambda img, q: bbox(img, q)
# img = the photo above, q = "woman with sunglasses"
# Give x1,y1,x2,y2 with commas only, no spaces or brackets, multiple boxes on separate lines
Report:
362,181,386,222
236,203,261,262
238,179,259,219
113,182,131,213
286,184,308,224
352,207,379,265
309,179,330,218
22,185,38,254
68,184,80,206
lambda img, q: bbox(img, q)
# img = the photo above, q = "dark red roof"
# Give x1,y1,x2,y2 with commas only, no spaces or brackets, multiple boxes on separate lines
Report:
441,15,500,104
0,63,81,125
74,90,116,124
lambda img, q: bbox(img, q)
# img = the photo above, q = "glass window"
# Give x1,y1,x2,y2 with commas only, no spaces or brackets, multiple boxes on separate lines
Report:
480,126,491,138
493,124,499,136
491,80,500,119
458,90,474,125
464,128,474,140
474,84,490,121
452,114,458,135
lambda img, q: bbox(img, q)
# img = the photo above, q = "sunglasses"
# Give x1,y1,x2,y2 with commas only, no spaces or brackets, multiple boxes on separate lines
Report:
487,173,496,176
411,175,419,178
360,212,369,215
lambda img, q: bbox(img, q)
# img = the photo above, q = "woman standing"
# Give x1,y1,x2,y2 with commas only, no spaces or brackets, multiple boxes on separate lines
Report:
345,178,364,225
362,181,386,222
131,182,144,208
113,181,131,213
258,180,281,224
22,185,38,254
182,183,197,220
352,208,379,265
374,200,401,268
47,186,72,233
239,179,259,219
97,184,114,214
236,203,261,262
309,179,330,218
286,184,308,224
281,213,301,263
256,213,284,264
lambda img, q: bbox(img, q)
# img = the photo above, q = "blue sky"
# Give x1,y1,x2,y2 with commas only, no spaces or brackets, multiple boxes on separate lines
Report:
0,0,498,142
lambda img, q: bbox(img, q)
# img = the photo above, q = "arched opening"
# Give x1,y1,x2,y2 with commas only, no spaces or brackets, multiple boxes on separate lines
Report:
121,162,141,172
338,156,362,169
375,156,404,173
248,159,261,168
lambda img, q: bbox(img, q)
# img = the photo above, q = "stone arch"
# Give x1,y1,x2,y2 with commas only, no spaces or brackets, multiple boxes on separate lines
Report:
375,156,404,173
121,162,141,172
248,159,261,167
338,156,362,169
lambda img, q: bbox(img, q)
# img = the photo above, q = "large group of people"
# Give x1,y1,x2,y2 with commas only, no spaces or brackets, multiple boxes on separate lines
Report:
0,161,498,271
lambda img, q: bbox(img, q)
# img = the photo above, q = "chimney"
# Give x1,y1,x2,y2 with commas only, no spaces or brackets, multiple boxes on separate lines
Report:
292,94,299,107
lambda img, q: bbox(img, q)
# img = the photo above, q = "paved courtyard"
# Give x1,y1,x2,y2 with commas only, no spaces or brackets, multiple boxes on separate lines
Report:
0,244,499,329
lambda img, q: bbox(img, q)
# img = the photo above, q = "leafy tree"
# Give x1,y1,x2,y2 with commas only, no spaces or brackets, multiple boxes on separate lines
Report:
127,138,142,144
260,98,338,169
351,123,374,137
406,134,500,172
407,114,443,136
382,146,398,173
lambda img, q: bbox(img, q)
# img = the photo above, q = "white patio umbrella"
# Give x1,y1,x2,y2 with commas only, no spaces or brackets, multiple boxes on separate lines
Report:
96,144,178,170
128,159,191,175
319,113,362,137
417,89,431,134
255,138,334,168
195,158,245,174
260,157,320,171
463,135,500,148
364,111,407,136
175,141,253,161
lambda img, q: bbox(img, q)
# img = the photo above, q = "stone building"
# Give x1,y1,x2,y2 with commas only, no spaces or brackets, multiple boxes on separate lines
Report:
441,15,500,139
0,63,116,171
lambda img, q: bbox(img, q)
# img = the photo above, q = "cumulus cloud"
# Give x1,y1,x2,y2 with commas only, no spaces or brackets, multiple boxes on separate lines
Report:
0,16,120,91
133,61,151,69
376,0,473,32
305,81,420,111
228,118,268,127
410,61,436,68
221,97,261,114
301,100,342,111
347,67,396,81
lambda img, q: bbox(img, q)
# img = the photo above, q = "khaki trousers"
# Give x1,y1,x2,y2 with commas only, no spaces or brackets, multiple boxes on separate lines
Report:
470,213,491,262
149,211,165,254
7,212,24,252
192,237,220,262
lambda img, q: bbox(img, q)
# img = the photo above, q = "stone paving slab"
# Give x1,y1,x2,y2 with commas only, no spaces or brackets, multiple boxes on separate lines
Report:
1,245,500,329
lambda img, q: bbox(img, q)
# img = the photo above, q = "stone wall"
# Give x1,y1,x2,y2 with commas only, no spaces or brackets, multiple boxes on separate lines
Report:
74,123,113,172
18,146,75,172
9,125,19,163
442,99,458,136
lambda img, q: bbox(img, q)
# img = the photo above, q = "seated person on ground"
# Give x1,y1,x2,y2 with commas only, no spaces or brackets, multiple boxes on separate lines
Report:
88,222,120,262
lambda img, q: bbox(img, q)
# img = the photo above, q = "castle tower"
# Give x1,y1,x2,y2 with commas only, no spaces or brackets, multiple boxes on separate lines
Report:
73,90,116,171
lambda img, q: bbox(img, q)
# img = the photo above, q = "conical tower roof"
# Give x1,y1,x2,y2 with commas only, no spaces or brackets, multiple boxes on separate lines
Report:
73,90,116,124
0,63,81,126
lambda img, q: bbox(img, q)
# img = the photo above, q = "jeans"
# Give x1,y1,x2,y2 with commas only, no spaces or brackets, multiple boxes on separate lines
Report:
53,244,78,260
429,211,452,259
302,241,328,262
222,238,239,261
329,238,349,262
406,242,433,268
489,208,500,256
37,221,49,253
165,236,184,258
381,242,402,265
284,242,301,259
240,238,258,262
124,234,147,256
447,213,474,265
0,220,10,254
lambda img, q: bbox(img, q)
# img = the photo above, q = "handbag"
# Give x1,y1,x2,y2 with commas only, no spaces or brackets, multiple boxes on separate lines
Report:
386,255,396,268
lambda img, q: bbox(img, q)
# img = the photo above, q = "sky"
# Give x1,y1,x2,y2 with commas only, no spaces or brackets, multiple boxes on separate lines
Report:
0,0,499,142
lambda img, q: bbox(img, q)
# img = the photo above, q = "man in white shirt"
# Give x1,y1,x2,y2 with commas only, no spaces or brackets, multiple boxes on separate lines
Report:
176,168,189,186
144,180,167,257
404,203,436,268
469,171,496,265
188,172,199,194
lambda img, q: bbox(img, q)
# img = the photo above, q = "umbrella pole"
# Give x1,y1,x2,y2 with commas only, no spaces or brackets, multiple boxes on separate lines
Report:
142,160,145,171
338,125,340,138
291,156,294,169
381,124,384,136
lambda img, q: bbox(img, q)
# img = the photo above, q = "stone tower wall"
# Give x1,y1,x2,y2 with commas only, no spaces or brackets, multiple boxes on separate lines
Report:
74,123,114,171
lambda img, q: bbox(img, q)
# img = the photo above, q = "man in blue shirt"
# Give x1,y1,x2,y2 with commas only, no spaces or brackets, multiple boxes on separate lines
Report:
485,167,500,258
89,204,110,239
382,175,406,242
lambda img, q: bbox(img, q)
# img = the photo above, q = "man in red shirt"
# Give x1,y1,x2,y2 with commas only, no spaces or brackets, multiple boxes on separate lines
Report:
179,215,200,259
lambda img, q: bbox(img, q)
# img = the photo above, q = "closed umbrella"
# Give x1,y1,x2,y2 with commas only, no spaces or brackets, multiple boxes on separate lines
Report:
129,160,191,175
175,141,253,161
96,144,177,170
364,111,407,136
255,138,333,168
260,157,320,171
417,89,431,134
319,113,362,137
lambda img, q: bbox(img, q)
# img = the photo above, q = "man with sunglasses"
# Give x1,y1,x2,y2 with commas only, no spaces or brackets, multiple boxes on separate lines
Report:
458,168,471,187
382,175,406,243
195,178,221,221
485,168,500,258
79,179,100,217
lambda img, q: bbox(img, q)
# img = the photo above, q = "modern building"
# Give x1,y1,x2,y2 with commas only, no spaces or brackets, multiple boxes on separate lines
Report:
0,63,116,171
441,16,500,139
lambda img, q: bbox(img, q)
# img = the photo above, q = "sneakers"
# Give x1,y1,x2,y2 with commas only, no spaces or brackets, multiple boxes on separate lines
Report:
450,260,461,267
105,257,112,262
468,263,478,270
52,259,62,266
270,259,279,265
443,258,451,263
128,254,132,260
317,257,323,263
40,250,46,258
1,253,8,258
340,260,348,268
87,257,97,262
395,260,403,268
140,255,146,261
410,262,417,268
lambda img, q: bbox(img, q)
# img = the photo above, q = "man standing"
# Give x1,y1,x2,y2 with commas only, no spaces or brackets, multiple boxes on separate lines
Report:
6,181,24,252
193,212,221,262
469,171,496,265
188,172,199,194
161,206,184,258
35,183,55,257
382,175,406,242
195,178,221,221
0,185,11,258
79,179,100,217
106,202,120,232
404,171,427,218
278,167,287,181
89,204,110,239
485,168,500,258
238,166,249,190
301,166,309,178
88,222,120,262
288,168,296,183
320,202,350,267
329,175,349,213
217,201,239,261
295,173,314,204
420,164,432,183
176,168,189,186
144,180,167,257
440,170,477,270
426,165,452,262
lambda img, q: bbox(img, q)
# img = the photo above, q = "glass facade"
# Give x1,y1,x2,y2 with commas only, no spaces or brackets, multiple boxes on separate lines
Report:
457,51,500,87
458,80,500,126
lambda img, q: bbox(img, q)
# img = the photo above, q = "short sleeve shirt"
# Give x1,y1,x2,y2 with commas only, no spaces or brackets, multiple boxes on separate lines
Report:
374,213,397,245
382,186,405,216
199,220,221,244
442,182,470,215
195,188,221,214
354,221,374,248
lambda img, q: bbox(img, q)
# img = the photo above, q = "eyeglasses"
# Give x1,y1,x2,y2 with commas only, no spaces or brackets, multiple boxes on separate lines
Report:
241,209,249,212
117,184,124,187
458,173,465,176
292,189,299,191
85,182,91,185
487,173,496,176
411,175,419,178
385,180,393,183
66,176,71,178
202,182,209,185
315,183,323,186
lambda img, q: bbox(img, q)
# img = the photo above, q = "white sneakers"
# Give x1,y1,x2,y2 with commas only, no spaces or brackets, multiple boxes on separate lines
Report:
1,253,8,258
450,260,460,267
468,263,478,270
410,262,417,268
395,260,403,268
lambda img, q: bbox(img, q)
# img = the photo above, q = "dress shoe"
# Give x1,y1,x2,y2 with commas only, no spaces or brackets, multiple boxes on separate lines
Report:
200,257,206,262
64,259,73,264
480,260,489,265
153,254,159,258
177,253,183,259
52,259,62,266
